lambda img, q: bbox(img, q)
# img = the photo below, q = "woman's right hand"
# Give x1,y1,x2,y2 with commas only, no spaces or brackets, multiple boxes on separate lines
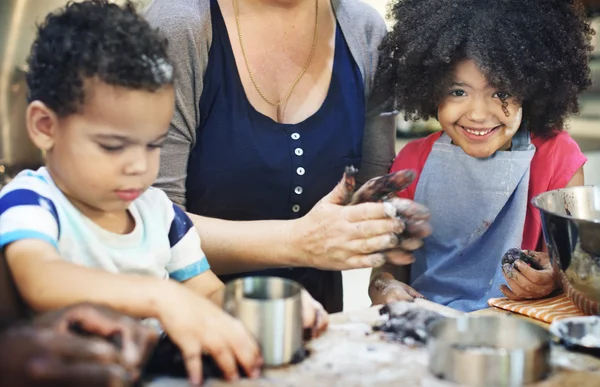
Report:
157,283,262,386
290,174,431,271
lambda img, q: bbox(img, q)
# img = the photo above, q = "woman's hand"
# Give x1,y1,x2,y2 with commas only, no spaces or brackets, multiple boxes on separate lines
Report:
290,171,431,271
0,321,133,387
301,290,328,338
500,250,560,300
369,273,425,305
33,303,158,380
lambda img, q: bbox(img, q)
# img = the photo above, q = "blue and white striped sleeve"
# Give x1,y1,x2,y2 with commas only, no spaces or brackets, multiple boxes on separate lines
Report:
166,203,210,282
0,177,60,250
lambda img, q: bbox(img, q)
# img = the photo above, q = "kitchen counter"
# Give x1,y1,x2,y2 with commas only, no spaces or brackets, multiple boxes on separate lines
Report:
146,301,600,387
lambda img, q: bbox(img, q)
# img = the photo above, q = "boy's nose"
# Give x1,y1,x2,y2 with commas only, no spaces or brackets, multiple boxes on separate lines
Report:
123,151,149,175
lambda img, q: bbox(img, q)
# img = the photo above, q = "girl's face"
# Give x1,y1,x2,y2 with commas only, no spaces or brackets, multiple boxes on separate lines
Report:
437,59,523,159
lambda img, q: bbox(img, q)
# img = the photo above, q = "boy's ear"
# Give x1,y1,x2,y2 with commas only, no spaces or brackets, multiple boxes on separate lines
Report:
26,101,59,151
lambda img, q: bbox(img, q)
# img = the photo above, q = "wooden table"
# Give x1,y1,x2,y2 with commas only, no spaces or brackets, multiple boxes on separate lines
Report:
146,300,600,387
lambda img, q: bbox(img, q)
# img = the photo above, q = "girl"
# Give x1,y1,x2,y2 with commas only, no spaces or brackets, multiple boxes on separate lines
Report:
369,0,594,312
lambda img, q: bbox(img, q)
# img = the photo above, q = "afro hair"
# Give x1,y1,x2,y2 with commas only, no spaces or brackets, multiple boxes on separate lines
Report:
378,0,595,136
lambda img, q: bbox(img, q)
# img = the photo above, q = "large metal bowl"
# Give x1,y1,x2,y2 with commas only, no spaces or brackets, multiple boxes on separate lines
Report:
532,186,600,315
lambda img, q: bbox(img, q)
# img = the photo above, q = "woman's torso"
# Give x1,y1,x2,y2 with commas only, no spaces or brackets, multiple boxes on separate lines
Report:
184,0,366,312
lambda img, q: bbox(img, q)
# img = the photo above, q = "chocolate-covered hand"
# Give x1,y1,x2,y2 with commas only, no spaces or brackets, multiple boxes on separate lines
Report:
369,274,426,306
0,324,129,387
34,303,159,379
342,167,432,265
345,167,416,205
500,249,560,300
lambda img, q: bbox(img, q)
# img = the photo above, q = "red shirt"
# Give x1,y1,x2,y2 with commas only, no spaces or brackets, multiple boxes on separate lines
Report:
391,131,587,251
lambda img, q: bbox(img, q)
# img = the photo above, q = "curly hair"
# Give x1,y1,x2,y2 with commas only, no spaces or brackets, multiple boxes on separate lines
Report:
26,0,174,117
379,0,595,136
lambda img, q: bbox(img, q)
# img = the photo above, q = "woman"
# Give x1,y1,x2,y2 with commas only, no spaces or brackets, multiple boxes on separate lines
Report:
145,0,429,313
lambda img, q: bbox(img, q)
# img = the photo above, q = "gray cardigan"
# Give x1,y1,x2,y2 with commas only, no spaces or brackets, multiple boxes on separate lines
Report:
145,0,396,207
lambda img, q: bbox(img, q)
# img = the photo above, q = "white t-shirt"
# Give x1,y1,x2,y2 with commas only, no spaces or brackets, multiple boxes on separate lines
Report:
0,167,209,281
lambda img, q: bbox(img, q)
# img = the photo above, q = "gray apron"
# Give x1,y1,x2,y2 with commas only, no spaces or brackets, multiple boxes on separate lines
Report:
410,131,535,312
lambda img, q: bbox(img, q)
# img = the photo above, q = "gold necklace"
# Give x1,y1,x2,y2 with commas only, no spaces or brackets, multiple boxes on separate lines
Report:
233,0,320,108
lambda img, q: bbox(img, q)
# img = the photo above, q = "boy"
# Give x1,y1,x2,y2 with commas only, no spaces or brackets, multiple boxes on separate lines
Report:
0,1,267,384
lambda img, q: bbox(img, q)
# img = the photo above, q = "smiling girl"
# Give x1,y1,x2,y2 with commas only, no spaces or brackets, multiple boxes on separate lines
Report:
369,0,594,312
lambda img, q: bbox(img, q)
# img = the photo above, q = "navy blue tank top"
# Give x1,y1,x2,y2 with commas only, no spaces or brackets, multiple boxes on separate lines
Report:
186,0,366,312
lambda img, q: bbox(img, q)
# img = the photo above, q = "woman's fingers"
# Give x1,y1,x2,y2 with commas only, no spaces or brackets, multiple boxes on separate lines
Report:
349,218,405,239
28,358,130,387
349,170,416,205
345,234,400,255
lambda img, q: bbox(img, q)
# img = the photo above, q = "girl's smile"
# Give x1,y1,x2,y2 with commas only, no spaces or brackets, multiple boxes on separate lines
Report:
437,60,522,159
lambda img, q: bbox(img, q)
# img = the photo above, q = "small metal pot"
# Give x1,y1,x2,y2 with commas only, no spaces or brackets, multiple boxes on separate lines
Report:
427,316,551,387
223,276,304,367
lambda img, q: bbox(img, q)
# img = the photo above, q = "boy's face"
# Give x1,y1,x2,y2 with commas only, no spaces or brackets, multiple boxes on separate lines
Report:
437,60,523,159
30,80,175,216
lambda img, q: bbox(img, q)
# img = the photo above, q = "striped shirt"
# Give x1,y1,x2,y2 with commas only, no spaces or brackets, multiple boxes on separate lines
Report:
0,167,209,282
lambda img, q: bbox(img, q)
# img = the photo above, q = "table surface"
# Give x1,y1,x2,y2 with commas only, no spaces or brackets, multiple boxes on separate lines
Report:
146,300,600,387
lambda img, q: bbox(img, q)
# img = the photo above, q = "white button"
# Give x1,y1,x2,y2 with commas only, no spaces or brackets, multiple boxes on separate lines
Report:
294,148,303,156
296,167,305,175
291,133,300,140
292,204,301,213
294,186,303,195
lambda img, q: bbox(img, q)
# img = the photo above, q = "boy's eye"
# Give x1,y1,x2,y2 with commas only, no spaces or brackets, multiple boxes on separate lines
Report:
147,143,164,150
450,89,466,97
493,91,511,100
99,144,124,152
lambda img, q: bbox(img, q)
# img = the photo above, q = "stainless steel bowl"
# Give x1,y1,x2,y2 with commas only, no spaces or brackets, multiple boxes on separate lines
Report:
550,316,600,356
532,186,600,314
427,316,551,387
223,277,304,367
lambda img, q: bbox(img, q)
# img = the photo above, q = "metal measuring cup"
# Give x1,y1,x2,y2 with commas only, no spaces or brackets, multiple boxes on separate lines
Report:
223,276,304,367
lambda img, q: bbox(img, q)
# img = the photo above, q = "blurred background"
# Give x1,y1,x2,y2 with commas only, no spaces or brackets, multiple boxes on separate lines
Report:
1,0,599,311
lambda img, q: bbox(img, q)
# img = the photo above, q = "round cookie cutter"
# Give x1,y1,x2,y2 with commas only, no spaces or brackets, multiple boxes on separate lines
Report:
427,315,551,386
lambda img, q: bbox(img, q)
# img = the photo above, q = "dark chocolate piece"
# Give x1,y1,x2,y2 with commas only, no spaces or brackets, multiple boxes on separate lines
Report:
501,248,544,271
373,305,445,347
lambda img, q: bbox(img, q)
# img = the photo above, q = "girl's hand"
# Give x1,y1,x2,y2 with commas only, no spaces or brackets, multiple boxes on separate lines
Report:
369,275,425,306
501,250,559,300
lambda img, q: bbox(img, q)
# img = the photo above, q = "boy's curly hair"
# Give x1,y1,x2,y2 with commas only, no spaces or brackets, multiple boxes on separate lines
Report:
379,0,594,136
26,0,173,117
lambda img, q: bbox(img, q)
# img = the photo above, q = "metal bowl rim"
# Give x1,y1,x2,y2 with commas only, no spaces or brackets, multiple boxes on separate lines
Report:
549,316,600,349
428,315,550,351
531,185,600,225
223,276,304,304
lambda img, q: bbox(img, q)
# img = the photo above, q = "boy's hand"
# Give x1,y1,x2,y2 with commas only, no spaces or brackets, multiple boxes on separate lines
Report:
369,276,425,305
33,303,158,380
158,283,262,386
501,250,559,300
0,325,129,387
301,290,328,338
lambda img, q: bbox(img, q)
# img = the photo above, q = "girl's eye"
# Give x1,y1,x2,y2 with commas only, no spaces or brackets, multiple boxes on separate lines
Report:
493,91,511,100
99,144,124,152
450,89,466,97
